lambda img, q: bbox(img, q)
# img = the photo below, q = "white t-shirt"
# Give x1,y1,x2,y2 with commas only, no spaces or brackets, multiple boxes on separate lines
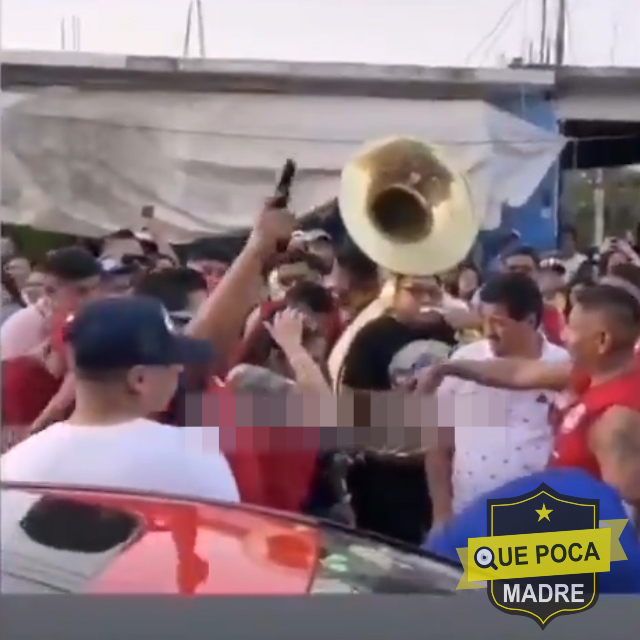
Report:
0,419,240,504
437,338,569,514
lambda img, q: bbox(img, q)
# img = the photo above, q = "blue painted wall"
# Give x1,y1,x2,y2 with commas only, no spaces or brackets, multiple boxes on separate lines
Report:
484,93,559,258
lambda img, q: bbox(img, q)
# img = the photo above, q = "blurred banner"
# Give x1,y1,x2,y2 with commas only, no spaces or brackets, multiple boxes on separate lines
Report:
2,89,566,239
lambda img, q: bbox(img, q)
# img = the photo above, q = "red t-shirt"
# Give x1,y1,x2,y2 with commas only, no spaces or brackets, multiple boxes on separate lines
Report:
211,380,319,512
1,356,62,452
548,364,640,478
541,304,565,346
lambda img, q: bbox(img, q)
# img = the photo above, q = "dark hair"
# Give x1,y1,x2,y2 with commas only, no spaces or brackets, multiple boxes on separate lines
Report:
480,272,544,327
135,268,207,313
106,229,138,242
43,247,102,282
503,245,540,266
568,271,596,291
285,281,336,314
334,238,379,282
574,259,596,280
575,263,640,328
187,238,234,265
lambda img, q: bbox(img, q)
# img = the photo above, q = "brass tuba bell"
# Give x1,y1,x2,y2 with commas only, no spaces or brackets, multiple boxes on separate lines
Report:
338,137,479,276
328,138,480,390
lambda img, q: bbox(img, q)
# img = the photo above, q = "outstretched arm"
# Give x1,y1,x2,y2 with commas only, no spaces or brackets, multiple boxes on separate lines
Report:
415,358,572,394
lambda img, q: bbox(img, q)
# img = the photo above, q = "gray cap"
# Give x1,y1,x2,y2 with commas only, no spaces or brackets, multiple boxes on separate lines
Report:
388,340,453,378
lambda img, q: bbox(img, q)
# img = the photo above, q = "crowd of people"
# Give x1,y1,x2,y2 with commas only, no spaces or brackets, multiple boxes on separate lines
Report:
2,201,640,592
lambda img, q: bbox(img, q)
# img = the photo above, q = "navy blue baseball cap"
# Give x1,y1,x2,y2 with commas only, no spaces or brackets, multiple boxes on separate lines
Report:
64,296,213,371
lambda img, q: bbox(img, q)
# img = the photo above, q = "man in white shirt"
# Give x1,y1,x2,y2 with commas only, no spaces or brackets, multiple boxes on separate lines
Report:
558,224,587,281
1,296,239,504
426,272,569,533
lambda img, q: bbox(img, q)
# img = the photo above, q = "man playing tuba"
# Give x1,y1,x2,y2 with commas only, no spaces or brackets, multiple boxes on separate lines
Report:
326,137,480,544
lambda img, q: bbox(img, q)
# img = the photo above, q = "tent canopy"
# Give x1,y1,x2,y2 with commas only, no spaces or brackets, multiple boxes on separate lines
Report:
1,90,565,239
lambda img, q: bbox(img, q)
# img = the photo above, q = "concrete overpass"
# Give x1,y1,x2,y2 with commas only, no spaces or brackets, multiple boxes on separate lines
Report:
1,50,559,100
4,50,639,171
3,50,640,105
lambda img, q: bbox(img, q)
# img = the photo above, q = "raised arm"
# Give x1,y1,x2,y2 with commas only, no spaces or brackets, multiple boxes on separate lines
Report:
186,202,295,366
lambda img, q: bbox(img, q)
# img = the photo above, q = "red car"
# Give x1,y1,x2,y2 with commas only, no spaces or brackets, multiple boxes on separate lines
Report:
0,481,462,595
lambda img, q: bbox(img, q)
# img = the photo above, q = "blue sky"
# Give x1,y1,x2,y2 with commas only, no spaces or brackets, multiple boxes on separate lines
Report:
2,0,639,66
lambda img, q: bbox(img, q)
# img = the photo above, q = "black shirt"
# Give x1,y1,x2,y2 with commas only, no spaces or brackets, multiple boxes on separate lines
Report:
342,314,458,391
339,314,458,545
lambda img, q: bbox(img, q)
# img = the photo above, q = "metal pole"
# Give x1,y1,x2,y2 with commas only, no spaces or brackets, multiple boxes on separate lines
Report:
196,0,207,57
183,1,194,57
593,169,605,246
73,16,81,51
554,0,567,66
540,0,548,63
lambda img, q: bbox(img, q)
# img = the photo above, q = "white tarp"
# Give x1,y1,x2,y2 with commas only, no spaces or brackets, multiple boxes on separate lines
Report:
1,89,566,239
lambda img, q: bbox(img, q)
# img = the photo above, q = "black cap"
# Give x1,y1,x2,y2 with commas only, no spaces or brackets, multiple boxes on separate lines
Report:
65,296,213,371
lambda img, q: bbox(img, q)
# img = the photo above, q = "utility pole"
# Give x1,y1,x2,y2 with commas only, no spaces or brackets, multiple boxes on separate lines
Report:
60,15,81,51
539,0,548,63
72,16,81,51
593,169,606,246
182,0,207,58
554,0,567,66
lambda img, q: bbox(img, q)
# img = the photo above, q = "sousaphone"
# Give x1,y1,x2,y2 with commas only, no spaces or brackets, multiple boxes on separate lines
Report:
328,137,479,390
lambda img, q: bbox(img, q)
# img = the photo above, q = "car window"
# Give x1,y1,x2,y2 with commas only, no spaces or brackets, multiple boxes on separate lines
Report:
1,489,143,594
311,526,462,594
1,486,462,595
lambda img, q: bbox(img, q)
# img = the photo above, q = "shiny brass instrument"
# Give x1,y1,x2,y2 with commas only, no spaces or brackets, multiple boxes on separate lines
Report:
329,137,480,391
338,137,478,276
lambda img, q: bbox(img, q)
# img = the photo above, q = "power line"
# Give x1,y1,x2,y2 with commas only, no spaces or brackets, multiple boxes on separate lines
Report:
464,0,524,65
